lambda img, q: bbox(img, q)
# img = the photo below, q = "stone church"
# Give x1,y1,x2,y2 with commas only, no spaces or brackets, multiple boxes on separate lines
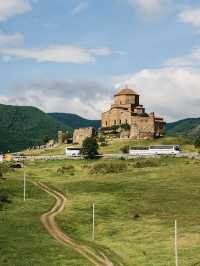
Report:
101,86,165,139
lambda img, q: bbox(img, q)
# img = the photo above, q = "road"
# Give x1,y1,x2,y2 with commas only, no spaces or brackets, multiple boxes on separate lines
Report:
34,181,118,266
14,152,200,161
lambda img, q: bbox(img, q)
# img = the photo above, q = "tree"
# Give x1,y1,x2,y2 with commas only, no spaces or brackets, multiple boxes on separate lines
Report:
195,135,200,148
98,135,107,146
43,135,51,144
81,137,99,159
120,145,130,154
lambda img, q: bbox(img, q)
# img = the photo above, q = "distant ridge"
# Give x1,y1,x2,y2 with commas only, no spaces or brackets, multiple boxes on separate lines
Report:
0,104,71,153
49,113,101,129
166,117,200,137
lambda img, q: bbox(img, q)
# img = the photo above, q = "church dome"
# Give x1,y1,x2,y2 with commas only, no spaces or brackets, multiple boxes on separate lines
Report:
115,86,139,97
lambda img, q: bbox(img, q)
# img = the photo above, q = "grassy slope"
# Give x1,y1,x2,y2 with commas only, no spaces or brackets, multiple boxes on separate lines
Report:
22,136,197,156
0,104,71,153
49,113,101,129
1,158,200,266
0,174,92,266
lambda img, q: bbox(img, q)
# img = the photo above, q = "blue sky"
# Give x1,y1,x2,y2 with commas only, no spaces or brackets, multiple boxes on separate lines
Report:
0,0,200,121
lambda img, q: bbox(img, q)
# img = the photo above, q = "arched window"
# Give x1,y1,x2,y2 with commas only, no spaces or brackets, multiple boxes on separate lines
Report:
114,120,116,125
119,120,121,124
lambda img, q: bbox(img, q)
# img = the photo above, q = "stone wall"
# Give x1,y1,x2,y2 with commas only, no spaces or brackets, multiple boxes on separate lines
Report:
73,127,96,145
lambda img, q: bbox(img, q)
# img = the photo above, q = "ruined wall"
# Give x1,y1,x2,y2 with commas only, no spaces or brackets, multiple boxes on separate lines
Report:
73,127,96,145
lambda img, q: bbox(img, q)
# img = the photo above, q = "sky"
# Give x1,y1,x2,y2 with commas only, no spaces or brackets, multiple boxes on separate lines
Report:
0,0,200,121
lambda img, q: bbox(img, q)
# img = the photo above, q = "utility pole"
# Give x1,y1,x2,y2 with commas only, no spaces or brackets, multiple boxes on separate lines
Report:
24,172,26,201
175,220,178,266
92,203,95,241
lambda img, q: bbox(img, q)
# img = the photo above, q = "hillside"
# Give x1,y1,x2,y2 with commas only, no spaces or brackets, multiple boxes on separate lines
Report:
49,113,101,129
0,104,71,153
166,117,200,137
1,157,200,265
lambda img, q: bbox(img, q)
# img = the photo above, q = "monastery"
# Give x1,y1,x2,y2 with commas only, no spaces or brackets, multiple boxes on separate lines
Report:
101,86,165,139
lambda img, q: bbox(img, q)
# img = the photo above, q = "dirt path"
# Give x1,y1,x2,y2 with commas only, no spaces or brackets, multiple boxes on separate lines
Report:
33,181,117,266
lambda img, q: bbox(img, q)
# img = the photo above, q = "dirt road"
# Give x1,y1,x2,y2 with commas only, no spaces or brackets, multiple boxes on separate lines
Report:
34,181,118,266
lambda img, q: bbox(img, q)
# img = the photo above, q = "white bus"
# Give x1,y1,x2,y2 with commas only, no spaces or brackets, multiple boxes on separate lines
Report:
129,145,180,156
0,153,3,163
65,147,81,157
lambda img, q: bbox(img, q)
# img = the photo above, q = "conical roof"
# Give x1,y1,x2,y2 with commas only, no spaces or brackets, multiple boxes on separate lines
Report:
115,86,139,96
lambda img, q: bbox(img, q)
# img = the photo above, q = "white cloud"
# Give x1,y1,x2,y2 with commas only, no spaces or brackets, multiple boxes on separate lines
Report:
0,45,112,64
0,80,113,119
0,0,32,22
113,67,200,121
71,1,88,15
117,0,170,15
179,8,200,28
165,47,200,67
0,32,24,46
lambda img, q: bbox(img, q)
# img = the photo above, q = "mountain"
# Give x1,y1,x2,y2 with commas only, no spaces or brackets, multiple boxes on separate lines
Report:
49,113,101,130
166,118,200,137
0,104,71,153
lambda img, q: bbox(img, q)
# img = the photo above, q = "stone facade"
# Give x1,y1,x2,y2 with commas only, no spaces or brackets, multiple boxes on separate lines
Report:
73,127,96,145
101,86,165,139
58,131,66,144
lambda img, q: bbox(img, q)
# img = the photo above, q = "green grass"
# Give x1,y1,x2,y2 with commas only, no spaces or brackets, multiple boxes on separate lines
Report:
1,157,200,265
22,136,197,157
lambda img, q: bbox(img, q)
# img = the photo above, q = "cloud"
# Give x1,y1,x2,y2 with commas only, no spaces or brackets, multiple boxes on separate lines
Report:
0,45,112,64
0,32,24,46
112,67,200,122
71,1,88,15
117,0,170,15
2,67,200,122
179,8,200,28
165,47,200,67
0,0,32,22
0,80,114,119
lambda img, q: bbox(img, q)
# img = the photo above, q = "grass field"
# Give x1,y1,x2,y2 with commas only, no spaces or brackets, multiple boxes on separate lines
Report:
22,136,197,156
1,156,200,266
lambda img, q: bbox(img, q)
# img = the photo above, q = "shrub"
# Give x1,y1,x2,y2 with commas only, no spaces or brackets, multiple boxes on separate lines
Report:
0,163,12,178
57,165,75,175
195,136,200,148
81,137,99,159
90,162,128,174
120,145,130,154
132,158,161,168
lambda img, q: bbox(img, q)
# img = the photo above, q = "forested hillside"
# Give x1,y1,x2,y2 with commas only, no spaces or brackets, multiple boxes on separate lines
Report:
0,104,71,152
49,113,101,129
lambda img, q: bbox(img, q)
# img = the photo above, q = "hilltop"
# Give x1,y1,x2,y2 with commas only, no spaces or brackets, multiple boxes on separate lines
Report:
49,113,101,129
0,104,71,153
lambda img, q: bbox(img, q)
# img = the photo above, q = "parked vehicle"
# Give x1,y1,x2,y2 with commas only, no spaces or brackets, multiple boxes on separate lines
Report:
129,145,181,156
65,147,81,157
0,153,3,163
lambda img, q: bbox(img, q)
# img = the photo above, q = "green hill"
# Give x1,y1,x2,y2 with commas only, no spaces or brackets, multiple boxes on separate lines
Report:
49,113,101,129
0,104,71,153
166,118,200,137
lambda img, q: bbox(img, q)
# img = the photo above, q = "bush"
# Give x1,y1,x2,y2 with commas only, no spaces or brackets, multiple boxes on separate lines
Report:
132,158,162,168
120,145,130,154
90,162,128,174
0,163,12,178
57,165,75,175
81,137,99,159
195,136,200,148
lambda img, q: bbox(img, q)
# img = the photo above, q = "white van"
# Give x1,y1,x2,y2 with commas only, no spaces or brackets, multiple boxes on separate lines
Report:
65,147,81,157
